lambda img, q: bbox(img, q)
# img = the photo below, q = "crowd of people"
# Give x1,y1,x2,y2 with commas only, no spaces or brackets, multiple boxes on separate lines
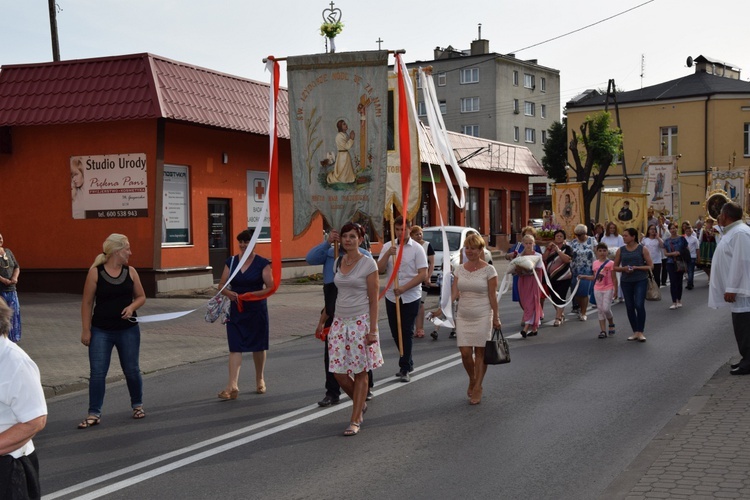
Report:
510,209,720,343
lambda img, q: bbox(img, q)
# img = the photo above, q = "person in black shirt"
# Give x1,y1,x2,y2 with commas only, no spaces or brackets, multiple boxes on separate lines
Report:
78,234,146,429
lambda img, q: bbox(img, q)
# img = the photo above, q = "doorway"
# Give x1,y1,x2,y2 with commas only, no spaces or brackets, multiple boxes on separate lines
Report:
208,199,230,283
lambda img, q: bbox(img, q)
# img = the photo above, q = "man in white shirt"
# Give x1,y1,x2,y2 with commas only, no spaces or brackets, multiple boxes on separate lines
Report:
708,202,750,375
378,217,428,382
0,297,47,498
683,226,700,290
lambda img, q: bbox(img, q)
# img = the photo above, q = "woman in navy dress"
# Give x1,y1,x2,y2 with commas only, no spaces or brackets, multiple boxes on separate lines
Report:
217,229,273,400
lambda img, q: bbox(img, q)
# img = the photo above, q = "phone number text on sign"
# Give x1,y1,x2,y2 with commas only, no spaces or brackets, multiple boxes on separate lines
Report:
87,209,148,218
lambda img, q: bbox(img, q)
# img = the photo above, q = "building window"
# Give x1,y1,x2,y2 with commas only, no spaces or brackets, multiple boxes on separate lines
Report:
439,100,447,115
525,128,536,143
512,70,519,86
462,125,480,137
541,104,546,119
417,101,426,116
524,101,535,116
460,68,479,84
745,123,750,157
660,126,678,156
514,127,520,142
541,77,546,92
541,130,547,144
437,72,446,86
524,73,535,89
416,72,422,89
460,97,480,113
513,99,519,114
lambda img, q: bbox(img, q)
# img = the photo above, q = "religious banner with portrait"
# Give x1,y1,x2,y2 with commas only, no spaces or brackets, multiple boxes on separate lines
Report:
551,182,584,238
642,156,679,220
603,192,648,235
709,168,748,213
287,50,388,237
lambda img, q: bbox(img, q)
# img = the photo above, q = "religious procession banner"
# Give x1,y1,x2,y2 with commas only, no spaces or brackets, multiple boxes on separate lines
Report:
384,69,420,221
287,50,388,237
642,156,679,220
603,192,648,235
709,168,748,213
551,182,584,238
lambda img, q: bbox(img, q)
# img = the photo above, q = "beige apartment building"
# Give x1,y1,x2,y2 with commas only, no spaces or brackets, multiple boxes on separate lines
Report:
567,55,750,224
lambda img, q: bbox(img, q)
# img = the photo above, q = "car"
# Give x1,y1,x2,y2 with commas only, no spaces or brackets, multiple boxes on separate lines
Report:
421,226,493,286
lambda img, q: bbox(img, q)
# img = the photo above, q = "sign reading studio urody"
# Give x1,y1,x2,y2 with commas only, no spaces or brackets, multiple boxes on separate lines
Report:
70,153,148,219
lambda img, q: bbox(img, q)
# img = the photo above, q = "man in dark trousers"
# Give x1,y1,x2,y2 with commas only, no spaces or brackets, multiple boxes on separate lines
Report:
377,217,428,382
306,228,374,406
708,202,750,375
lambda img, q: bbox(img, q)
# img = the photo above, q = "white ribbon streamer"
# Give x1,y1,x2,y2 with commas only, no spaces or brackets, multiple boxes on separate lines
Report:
132,61,278,324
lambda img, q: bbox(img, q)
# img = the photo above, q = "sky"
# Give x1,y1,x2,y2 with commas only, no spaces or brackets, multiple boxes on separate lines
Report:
2,0,749,114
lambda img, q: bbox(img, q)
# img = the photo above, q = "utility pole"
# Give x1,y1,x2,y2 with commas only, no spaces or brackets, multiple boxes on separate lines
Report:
48,0,60,62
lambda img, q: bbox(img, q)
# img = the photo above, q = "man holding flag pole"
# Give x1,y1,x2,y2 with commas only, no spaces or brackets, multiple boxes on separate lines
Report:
378,216,427,382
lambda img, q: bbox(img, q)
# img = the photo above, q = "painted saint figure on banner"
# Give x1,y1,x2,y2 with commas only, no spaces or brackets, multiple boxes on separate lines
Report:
562,194,574,220
618,200,633,221
326,119,357,184
651,172,665,202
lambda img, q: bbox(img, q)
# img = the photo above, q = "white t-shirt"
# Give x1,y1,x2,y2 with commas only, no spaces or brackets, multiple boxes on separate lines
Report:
334,256,378,318
378,237,428,304
0,337,48,458
642,236,663,262
685,233,699,258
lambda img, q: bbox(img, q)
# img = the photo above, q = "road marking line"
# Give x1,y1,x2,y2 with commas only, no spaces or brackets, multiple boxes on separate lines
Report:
45,352,462,499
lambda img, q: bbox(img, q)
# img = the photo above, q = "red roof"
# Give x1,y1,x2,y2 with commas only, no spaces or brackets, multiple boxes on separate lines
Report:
0,53,290,138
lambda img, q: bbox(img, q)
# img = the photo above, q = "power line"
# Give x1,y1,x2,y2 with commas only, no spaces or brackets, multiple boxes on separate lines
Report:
510,0,656,54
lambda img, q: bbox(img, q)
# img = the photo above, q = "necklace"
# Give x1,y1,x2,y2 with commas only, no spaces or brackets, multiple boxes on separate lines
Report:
343,253,361,266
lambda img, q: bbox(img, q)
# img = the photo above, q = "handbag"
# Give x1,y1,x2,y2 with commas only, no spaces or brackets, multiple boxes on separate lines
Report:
646,271,661,301
205,256,235,323
204,294,229,323
484,327,510,365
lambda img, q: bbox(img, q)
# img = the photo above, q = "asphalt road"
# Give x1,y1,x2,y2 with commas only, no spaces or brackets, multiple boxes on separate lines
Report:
38,276,736,500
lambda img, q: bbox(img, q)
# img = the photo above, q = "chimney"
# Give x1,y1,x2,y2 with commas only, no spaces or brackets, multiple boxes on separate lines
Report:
471,39,489,55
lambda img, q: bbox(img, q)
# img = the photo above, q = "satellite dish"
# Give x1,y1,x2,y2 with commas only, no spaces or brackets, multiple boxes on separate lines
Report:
686,56,694,68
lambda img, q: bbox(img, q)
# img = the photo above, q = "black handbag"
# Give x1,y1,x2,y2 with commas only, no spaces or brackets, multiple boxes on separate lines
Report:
484,327,511,365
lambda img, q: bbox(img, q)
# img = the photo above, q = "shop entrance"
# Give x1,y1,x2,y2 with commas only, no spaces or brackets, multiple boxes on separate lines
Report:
208,199,230,283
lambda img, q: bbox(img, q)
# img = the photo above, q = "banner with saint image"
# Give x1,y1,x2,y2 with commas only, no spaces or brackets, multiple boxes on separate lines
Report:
709,168,748,212
642,156,679,219
551,182,584,238
287,51,388,236
603,192,648,235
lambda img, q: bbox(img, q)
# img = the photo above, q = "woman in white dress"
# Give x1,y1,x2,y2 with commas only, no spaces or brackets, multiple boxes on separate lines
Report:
327,222,382,436
432,233,500,405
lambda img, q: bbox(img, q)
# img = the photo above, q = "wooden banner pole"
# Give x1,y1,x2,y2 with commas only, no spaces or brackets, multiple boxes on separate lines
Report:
390,216,403,356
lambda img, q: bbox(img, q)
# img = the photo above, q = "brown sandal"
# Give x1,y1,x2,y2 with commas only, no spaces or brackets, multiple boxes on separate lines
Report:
132,407,146,419
78,415,100,429
218,389,239,400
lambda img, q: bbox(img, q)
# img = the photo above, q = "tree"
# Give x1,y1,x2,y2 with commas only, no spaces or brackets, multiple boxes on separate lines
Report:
542,118,568,183
568,111,622,223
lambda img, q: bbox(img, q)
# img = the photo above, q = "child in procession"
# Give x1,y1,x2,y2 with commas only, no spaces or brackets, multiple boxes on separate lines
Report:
579,243,617,339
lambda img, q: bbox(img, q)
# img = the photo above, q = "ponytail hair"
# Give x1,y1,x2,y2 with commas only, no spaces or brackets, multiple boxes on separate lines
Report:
91,233,129,268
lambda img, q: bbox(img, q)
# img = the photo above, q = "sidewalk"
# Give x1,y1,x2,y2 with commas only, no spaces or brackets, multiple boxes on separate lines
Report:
14,250,750,499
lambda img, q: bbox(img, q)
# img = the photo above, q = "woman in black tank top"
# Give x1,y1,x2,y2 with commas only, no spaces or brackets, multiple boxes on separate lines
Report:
78,234,146,429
